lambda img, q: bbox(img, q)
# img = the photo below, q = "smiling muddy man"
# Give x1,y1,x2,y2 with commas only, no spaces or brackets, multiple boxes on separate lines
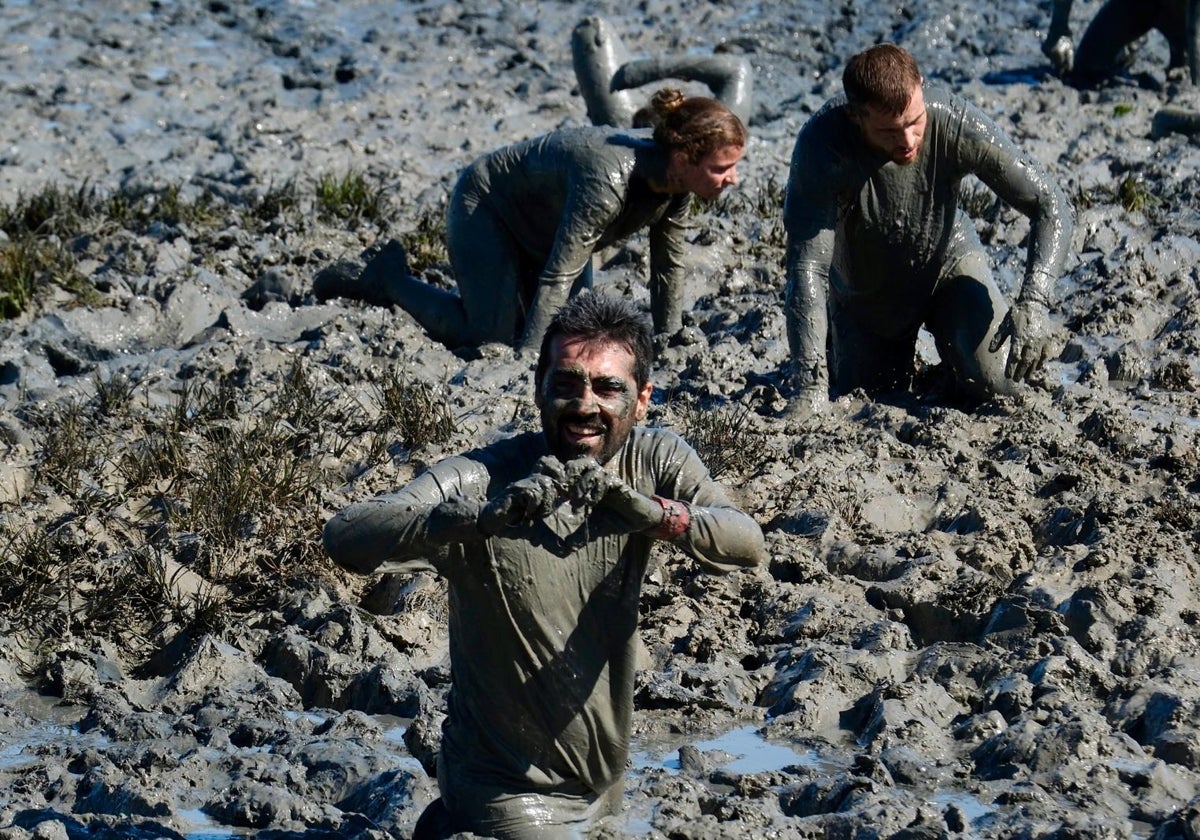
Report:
323,292,764,839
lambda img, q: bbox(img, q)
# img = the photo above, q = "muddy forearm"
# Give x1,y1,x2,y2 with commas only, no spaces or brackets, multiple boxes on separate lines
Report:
324,462,487,574
1046,0,1073,42
973,121,1074,295
518,277,574,352
1032,178,1073,290
782,128,837,391
678,503,765,573
1021,187,1073,304
644,433,765,572
323,496,469,574
1018,268,1056,308
784,251,831,390
649,218,688,334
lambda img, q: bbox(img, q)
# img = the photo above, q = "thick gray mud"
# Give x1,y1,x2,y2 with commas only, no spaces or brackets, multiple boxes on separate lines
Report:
1,1,1199,838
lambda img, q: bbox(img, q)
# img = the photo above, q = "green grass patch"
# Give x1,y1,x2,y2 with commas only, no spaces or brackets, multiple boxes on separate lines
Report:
315,170,392,226
400,205,449,275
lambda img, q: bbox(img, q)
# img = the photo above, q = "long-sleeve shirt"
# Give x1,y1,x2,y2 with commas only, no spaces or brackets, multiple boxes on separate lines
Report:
451,127,691,344
783,84,1073,360
323,427,763,831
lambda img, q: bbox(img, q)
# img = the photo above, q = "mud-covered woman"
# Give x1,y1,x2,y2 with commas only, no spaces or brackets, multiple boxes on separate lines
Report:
326,88,746,354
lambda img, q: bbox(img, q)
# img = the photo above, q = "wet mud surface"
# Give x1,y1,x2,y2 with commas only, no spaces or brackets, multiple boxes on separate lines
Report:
1,0,1199,837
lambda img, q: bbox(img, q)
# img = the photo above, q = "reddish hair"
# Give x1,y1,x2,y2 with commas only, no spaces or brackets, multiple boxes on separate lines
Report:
639,87,747,163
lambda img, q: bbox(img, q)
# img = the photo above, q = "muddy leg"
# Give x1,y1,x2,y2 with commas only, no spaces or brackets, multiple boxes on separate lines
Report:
313,240,412,307
926,253,1017,399
412,798,458,840
828,299,919,398
614,55,754,126
1157,0,1194,75
1072,0,1156,84
1151,105,1200,137
448,195,530,347
571,16,636,127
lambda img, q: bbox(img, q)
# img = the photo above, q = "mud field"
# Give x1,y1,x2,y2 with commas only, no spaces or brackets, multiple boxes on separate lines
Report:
1,0,1199,837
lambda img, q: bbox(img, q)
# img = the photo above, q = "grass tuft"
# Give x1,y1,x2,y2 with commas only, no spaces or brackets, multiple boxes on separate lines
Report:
400,205,450,275
103,184,222,233
93,370,138,418
1076,173,1162,216
0,234,79,318
1117,175,1160,213
377,369,458,451
315,170,391,226
30,398,101,496
243,178,302,232
667,398,768,480
0,182,101,239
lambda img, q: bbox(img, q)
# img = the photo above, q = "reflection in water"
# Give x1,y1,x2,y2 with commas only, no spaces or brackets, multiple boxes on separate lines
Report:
179,807,245,839
631,725,826,775
930,791,994,825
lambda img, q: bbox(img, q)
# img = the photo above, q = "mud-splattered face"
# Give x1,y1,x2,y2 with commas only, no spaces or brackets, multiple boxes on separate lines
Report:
536,336,653,465
670,143,744,200
853,81,927,165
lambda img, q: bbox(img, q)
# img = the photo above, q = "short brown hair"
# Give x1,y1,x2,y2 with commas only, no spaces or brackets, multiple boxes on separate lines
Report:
843,44,922,115
639,87,747,163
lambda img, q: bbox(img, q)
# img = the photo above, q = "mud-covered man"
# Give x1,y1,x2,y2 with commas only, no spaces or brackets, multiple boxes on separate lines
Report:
323,292,764,839
783,44,1074,416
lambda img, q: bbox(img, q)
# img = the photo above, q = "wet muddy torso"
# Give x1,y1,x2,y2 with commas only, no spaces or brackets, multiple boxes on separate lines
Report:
424,426,749,815
833,89,986,300
786,86,1025,331
455,127,688,276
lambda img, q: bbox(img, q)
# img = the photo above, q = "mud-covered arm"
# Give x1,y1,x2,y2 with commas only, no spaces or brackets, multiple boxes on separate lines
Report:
647,195,691,335
518,175,622,352
613,55,753,126
1042,0,1075,73
963,104,1074,379
783,128,837,401
322,456,490,576
651,433,765,574
962,107,1073,309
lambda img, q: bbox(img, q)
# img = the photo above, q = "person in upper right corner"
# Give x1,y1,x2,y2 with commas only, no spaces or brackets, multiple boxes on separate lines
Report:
781,44,1074,419
1041,0,1199,88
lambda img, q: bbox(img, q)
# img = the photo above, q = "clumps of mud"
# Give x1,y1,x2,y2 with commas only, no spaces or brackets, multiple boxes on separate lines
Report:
1,0,1200,837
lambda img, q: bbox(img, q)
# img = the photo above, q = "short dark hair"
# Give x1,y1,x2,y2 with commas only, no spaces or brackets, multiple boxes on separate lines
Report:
843,44,922,115
535,293,654,389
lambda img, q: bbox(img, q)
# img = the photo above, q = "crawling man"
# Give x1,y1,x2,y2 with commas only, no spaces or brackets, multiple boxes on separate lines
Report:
783,44,1074,415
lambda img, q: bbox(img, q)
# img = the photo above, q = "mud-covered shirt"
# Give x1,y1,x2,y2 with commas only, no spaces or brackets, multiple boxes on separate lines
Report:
783,84,1072,338
323,426,763,828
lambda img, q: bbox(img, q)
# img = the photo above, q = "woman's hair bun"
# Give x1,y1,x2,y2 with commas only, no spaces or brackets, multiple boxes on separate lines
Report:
650,87,686,114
